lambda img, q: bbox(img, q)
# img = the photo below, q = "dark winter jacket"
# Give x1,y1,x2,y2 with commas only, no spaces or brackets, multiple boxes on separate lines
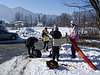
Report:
51,30,62,46
51,30,62,39
25,37,38,47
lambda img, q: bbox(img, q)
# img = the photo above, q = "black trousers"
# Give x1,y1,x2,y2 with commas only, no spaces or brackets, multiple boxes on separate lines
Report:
43,41,49,51
71,45,76,57
52,46,59,60
27,46,33,56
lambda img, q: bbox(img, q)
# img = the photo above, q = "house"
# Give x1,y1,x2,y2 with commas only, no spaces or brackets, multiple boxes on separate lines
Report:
14,21,24,27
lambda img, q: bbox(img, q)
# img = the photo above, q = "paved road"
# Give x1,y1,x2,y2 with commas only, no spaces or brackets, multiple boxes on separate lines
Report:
0,40,52,64
0,43,27,64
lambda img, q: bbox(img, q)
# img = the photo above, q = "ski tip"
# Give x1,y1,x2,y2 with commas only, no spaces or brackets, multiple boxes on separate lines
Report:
59,63,75,68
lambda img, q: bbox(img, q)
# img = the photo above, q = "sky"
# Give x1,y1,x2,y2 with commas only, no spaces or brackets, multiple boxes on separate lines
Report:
0,0,86,15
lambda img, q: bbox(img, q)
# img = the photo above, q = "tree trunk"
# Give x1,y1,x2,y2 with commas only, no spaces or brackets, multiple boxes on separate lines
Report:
90,0,100,30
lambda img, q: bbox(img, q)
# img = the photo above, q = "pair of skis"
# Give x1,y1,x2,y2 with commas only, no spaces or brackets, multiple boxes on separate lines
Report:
38,59,75,68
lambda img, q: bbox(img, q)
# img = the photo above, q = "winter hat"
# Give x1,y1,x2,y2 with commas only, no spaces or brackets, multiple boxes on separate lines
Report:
70,21,76,25
70,21,74,24
54,25,58,29
44,27,47,30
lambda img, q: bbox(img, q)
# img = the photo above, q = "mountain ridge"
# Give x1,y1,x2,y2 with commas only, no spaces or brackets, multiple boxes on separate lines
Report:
0,4,57,22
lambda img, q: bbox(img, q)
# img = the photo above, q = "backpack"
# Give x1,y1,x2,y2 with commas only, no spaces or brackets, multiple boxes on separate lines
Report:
25,37,38,47
46,60,59,69
32,49,42,58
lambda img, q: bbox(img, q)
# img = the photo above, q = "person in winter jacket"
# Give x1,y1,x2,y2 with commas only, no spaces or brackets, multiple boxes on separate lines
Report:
25,37,38,58
50,25,62,61
42,27,50,52
67,23,79,58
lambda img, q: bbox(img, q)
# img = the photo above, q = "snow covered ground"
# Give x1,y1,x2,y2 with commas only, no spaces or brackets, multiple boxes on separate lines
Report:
0,44,100,75
0,27,100,75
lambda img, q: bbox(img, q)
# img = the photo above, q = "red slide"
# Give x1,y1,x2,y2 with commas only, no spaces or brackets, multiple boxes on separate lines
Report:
70,39,97,70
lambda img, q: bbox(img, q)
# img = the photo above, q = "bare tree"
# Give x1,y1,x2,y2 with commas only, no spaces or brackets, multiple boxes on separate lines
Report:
46,18,54,26
63,0,100,30
89,0,100,30
29,15,33,27
41,15,47,26
72,11,96,26
24,15,29,27
57,13,71,26
14,12,24,21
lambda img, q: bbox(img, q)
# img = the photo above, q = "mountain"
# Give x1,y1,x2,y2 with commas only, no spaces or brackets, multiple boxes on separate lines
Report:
0,4,14,21
12,7,38,17
0,4,57,22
